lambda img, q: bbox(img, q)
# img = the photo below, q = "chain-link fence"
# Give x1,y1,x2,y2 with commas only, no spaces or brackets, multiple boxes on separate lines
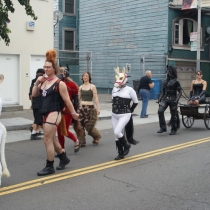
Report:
140,54,167,79
57,50,91,85
90,53,143,93
57,51,167,94
139,54,167,99
91,53,167,93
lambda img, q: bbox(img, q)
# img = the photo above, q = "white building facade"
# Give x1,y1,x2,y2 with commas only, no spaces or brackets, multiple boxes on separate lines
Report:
0,0,54,109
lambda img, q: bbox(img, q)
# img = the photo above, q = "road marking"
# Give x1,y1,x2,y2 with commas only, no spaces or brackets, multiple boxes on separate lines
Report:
0,137,210,196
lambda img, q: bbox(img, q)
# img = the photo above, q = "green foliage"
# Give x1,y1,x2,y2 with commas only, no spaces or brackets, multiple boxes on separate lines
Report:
0,0,37,46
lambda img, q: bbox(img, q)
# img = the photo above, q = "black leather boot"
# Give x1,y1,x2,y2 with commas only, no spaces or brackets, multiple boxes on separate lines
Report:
37,160,55,176
157,128,167,133
169,130,176,135
119,136,131,156
56,152,70,170
115,140,124,160
127,137,139,145
30,133,42,140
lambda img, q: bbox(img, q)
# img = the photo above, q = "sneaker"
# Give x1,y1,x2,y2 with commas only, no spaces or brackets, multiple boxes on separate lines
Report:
30,133,42,140
140,115,148,118
38,131,44,136
29,127,33,133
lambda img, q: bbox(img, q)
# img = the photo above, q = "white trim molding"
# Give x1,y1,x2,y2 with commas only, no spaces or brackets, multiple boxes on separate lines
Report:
62,27,76,51
62,0,76,16
168,58,210,63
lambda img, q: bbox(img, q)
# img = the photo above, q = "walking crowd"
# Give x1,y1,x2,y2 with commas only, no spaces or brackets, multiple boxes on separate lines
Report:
25,49,207,176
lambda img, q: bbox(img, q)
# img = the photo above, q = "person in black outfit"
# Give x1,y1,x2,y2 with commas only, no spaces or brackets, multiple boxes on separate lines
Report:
138,70,154,118
157,65,182,135
32,49,79,176
29,68,45,140
188,70,207,106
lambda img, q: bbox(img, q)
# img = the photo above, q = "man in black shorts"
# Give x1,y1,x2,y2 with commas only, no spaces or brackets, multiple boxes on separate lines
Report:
29,68,45,140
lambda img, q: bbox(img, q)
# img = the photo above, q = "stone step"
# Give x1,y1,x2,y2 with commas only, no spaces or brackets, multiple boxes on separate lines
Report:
2,105,23,112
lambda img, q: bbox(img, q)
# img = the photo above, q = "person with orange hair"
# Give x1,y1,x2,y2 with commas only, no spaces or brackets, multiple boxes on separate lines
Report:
32,49,79,176
57,67,80,153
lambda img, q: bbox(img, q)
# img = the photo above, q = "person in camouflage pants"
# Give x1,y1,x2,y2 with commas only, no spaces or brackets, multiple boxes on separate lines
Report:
76,72,101,147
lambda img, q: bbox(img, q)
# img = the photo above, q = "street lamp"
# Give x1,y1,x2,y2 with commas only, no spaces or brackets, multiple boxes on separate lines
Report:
53,10,63,35
53,10,63,65
53,10,63,28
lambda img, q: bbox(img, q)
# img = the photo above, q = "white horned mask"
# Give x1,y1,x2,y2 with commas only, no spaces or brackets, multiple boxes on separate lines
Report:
114,67,128,88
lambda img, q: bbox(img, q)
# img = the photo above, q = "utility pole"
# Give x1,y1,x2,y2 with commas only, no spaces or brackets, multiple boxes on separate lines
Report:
196,0,201,70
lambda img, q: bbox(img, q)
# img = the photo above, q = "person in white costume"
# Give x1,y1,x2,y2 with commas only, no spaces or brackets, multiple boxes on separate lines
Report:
112,67,139,160
0,74,10,186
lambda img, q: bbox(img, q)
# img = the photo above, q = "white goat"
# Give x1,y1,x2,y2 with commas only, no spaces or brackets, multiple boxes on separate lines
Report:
0,122,10,186
0,74,10,186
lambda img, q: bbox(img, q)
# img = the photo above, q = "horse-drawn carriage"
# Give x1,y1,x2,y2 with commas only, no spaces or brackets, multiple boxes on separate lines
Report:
179,94,210,130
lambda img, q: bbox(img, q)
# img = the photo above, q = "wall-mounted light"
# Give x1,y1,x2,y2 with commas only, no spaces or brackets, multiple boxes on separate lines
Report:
206,26,210,41
126,63,131,72
168,46,173,52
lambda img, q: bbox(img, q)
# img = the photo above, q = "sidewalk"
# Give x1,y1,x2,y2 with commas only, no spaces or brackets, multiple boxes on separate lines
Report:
1,94,165,130
1,94,174,143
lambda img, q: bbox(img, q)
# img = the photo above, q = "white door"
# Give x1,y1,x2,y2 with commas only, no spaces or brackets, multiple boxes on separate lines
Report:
0,54,19,105
176,61,196,97
30,55,46,81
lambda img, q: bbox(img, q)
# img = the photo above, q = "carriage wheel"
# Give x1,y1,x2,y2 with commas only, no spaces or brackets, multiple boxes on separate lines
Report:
204,105,210,130
182,115,194,128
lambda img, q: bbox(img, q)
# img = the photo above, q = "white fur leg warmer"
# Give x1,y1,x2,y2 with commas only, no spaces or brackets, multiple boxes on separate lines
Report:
0,122,10,182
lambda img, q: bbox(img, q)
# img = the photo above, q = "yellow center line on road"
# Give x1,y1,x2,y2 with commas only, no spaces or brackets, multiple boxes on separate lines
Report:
0,137,210,196
1,138,207,192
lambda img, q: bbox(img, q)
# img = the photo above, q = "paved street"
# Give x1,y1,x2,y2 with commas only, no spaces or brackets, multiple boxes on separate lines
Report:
2,0,210,209
1,101,210,209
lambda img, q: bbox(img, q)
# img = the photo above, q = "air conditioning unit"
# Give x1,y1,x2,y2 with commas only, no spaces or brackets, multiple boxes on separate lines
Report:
169,0,182,6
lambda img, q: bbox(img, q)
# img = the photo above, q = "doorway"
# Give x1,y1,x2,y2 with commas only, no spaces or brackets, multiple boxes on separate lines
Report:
176,61,196,98
0,54,19,105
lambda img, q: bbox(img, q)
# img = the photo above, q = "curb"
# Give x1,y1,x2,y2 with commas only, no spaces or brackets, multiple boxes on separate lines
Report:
5,114,139,131
98,113,138,121
6,124,32,131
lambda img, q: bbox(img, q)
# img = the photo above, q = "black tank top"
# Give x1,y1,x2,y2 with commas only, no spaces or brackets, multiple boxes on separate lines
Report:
39,82,64,114
193,83,203,96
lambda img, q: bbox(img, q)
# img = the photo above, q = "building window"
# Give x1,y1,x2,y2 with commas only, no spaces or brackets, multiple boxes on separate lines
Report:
63,0,75,15
63,29,75,51
173,17,203,49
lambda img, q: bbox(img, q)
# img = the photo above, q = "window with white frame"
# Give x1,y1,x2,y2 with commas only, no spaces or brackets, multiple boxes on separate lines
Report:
63,29,75,50
63,0,75,15
173,17,203,49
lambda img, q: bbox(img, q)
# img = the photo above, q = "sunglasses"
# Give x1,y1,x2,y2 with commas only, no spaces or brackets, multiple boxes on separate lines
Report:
43,66,52,69
197,73,202,75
